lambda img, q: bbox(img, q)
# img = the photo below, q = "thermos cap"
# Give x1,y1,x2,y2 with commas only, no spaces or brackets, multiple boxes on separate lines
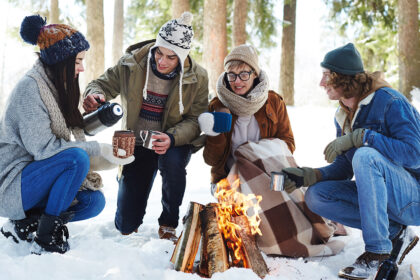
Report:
112,104,123,116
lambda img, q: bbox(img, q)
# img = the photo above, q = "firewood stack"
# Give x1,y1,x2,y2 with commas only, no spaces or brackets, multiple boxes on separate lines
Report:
171,201,268,278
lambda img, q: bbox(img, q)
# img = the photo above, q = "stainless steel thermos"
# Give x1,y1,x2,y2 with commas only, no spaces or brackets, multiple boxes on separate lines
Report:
83,100,123,136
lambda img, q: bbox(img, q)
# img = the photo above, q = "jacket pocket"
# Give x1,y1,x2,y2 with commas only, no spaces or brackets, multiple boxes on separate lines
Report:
360,121,383,133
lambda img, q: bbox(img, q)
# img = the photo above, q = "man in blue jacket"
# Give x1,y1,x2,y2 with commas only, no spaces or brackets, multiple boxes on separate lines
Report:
281,43,420,279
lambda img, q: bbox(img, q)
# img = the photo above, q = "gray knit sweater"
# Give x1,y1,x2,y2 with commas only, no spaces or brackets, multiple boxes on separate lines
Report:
0,62,100,220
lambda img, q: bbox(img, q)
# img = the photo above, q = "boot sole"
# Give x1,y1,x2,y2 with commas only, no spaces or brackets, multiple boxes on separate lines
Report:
398,235,419,265
1,227,19,244
338,271,368,280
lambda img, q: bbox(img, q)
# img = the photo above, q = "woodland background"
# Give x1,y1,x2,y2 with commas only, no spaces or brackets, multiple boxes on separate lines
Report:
0,2,419,279
0,0,419,112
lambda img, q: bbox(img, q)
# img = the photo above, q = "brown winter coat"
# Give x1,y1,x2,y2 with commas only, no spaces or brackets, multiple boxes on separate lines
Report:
203,90,295,184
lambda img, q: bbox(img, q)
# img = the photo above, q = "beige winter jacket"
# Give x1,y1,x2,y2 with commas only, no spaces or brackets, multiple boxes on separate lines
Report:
84,39,209,148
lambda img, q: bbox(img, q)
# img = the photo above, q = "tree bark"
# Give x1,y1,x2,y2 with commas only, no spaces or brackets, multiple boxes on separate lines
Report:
279,0,297,106
232,216,268,278
397,0,420,100
85,0,105,85
172,0,190,18
49,0,59,23
199,203,229,277
112,0,124,65
233,0,248,47
203,0,228,97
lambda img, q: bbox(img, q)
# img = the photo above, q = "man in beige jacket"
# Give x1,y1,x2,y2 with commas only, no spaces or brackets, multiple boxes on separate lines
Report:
83,12,208,241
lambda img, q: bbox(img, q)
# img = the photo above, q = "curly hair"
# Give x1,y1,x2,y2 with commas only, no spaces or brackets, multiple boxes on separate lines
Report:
327,71,374,99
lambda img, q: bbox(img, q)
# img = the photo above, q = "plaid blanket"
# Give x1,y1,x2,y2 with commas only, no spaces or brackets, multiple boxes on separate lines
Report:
227,138,345,257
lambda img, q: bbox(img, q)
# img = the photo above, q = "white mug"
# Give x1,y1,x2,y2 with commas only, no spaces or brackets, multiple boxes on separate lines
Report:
139,130,160,150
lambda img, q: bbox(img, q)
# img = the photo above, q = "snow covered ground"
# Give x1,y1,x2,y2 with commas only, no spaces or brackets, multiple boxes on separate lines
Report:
0,103,419,280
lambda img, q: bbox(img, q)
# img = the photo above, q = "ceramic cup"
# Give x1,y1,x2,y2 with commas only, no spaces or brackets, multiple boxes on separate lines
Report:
112,130,136,158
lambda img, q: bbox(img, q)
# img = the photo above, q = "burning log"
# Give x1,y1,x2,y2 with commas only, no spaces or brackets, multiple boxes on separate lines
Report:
199,203,229,277
171,202,203,272
232,215,268,278
170,179,268,278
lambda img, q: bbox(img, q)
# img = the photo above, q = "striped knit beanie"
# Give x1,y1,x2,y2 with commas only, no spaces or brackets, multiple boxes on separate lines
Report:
20,15,90,65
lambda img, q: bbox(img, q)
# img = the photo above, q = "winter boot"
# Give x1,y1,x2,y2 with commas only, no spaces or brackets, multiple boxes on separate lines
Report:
338,251,390,279
1,209,41,243
158,225,178,243
31,213,71,254
391,226,419,265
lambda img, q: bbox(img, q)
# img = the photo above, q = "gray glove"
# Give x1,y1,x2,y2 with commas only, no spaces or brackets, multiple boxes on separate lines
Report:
282,167,319,193
323,128,365,163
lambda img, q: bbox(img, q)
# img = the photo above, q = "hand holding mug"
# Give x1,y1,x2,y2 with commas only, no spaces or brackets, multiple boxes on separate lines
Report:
152,133,171,154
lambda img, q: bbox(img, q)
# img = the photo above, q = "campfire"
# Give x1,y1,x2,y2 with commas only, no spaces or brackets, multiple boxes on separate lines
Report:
171,178,268,278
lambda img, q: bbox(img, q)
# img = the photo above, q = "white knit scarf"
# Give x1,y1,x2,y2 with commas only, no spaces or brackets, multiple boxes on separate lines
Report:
216,70,269,117
26,60,102,191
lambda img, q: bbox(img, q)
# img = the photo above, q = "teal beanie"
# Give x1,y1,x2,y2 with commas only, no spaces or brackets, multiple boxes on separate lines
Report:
321,43,364,75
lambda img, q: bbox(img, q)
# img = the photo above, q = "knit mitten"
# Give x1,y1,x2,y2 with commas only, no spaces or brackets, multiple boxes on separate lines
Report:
198,112,232,136
98,143,134,166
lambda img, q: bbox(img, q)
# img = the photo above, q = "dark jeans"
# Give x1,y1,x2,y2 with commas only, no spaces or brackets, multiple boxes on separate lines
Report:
21,148,105,222
115,145,192,234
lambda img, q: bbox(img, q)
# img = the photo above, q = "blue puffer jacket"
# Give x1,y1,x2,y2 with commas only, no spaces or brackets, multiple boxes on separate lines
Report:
319,86,420,182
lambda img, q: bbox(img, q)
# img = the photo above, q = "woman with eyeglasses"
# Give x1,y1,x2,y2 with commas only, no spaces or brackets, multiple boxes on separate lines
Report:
200,44,295,190
198,45,345,258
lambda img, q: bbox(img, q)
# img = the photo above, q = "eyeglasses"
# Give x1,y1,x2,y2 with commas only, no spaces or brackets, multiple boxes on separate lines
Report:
226,70,254,82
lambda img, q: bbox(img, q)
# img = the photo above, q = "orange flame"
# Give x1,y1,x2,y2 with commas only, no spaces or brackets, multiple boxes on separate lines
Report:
214,178,262,266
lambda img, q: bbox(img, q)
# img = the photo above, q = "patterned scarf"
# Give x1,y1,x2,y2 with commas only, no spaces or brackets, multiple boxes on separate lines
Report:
217,70,269,117
26,59,102,191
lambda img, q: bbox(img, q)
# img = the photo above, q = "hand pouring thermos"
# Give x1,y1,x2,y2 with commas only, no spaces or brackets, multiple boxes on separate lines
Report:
83,99,123,136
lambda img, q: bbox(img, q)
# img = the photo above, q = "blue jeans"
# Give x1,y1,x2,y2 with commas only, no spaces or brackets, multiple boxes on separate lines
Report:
21,148,105,222
306,147,420,254
115,145,192,234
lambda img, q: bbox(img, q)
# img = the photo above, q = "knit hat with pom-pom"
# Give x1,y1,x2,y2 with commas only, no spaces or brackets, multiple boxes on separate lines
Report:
20,15,89,65
143,12,194,114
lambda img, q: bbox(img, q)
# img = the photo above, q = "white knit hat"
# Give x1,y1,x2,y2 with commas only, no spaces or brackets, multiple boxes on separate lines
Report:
142,12,194,114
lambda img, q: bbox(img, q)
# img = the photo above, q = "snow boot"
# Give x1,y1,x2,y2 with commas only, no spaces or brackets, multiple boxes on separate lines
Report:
391,226,419,265
158,225,178,243
31,213,73,254
0,209,41,243
338,251,390,279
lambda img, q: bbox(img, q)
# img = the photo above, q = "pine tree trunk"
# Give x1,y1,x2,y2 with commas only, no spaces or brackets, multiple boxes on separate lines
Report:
398,0,420,101
85,0,105,86
172,0,190,18
49,0,59,23
233,0,247,47
203,0,227,97
112,0,124,65
279,0,296,106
